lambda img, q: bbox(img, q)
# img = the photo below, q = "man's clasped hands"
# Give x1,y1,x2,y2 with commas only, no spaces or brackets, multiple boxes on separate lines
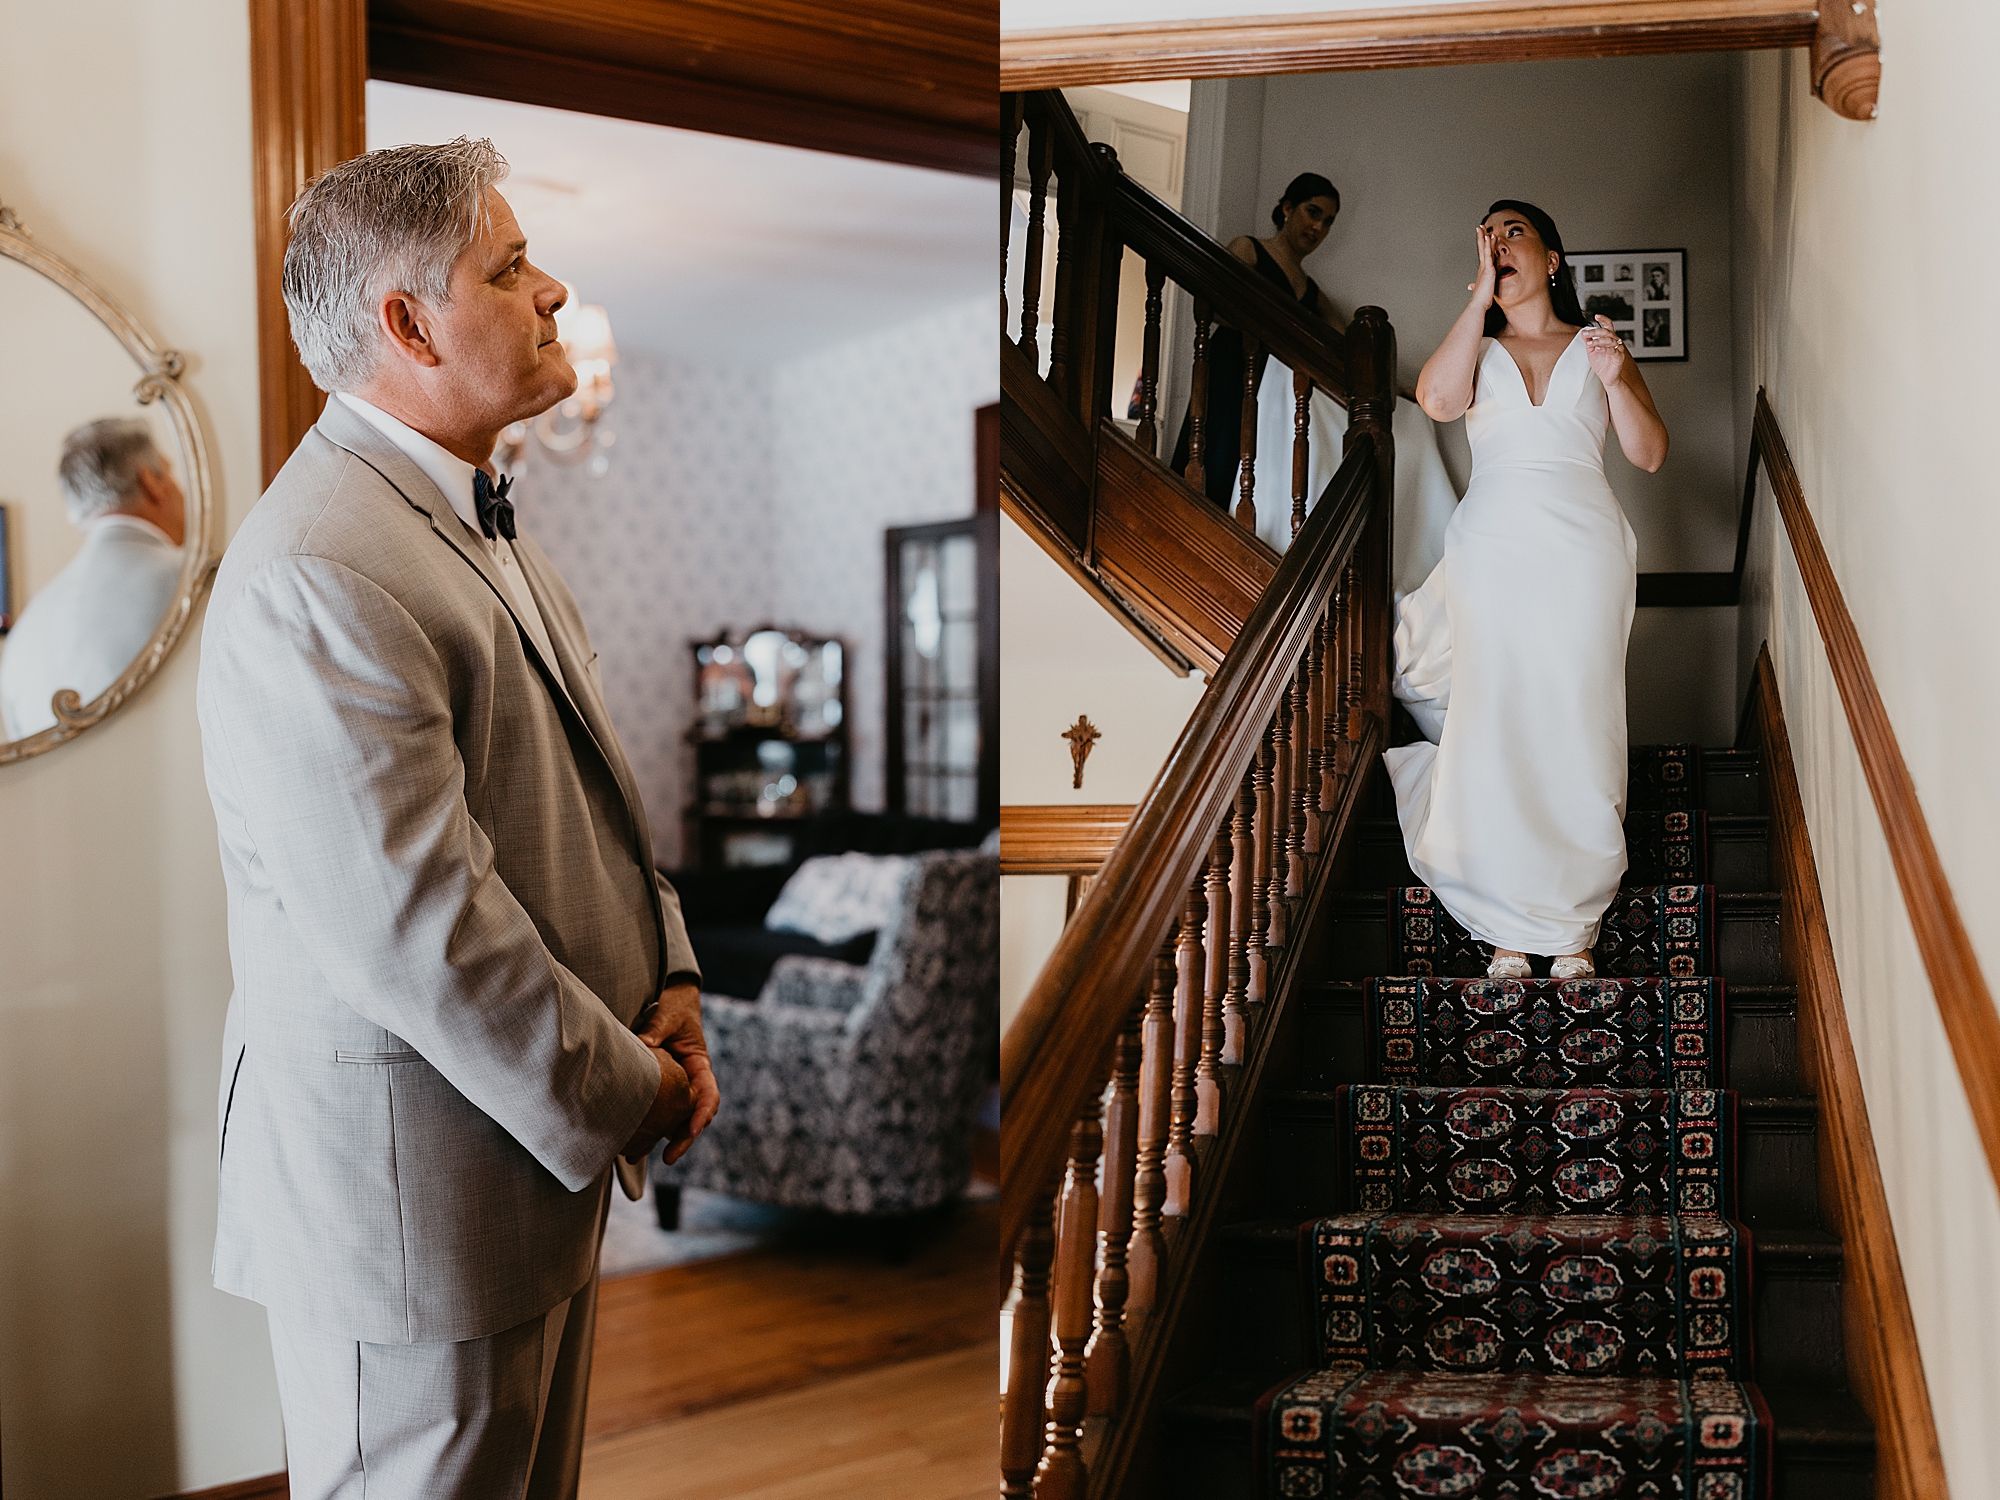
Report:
619,982,721,1165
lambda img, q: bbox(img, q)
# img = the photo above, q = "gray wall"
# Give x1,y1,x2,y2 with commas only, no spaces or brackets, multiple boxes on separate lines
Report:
1186,54,1745,740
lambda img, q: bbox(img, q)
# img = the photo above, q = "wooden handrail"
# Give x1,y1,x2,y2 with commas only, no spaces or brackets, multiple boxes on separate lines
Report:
1001,427,1379,1263
1000,805,1134,876
1753,387,2000,1194
1108,173,1350,403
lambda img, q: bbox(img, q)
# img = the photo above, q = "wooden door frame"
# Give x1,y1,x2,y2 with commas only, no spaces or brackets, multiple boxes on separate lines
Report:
1001,0,1879,120
248,0,999,486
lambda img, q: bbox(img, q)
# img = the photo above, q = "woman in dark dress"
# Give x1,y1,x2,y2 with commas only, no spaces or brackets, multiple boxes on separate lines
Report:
1172,172,1346,507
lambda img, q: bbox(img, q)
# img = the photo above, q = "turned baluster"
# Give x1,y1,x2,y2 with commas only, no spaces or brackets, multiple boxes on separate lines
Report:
1129,942,1176,1312
1000,1198,1056,1499
1087,1002,1141,1417
1164,882,1205,1215
1292,368,1312,540
1037,1102,1103,1499
1288,653,1313,881
1346,562,1364,757
1018,111,1053,367
1002,95,1021,335
1197,822,1230,1133
1236,337,1260,533
1223,773,1254,1060
1319,594,1342,817
1332,569,1357,782
1047,167,1075,401
1303,623,1326,851
1268,699,1292,951
1186,301,1211,491
1250,739,1275,988
1136,262,1166,455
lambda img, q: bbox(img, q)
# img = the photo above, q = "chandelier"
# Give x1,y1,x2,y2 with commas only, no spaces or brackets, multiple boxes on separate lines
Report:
497,285,619,476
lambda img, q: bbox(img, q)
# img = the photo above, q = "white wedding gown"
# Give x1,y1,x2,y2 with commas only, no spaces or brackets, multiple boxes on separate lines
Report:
1239,361,1460,596
1382,330,1637,955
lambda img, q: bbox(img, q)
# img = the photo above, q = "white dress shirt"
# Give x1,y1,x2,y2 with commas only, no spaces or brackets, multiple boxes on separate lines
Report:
333,392,570,700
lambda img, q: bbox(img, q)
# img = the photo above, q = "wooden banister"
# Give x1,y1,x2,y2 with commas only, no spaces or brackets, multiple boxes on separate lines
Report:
1001,428,1380,1264
1752,388,2000,1196
1109,173,1351,403
1000,106,1399,1492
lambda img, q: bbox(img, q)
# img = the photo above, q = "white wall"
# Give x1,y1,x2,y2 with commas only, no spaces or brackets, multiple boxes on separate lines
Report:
1732,30,2000,1494
0,0,286,1493
999,513,1209,1033
512,294,996,866
1182,56,1743,743
1251,56,1740,574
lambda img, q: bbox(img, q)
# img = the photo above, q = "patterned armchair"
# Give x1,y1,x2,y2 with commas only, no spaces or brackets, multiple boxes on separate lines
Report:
655,849,998,1218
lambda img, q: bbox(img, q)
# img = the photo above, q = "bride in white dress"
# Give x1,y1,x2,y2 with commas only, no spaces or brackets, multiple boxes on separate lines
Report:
1387,200,1668,980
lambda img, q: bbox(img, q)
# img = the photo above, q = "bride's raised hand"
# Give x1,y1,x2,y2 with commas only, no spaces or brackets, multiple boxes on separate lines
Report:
1583,314,1629,385
1466,224,1498,309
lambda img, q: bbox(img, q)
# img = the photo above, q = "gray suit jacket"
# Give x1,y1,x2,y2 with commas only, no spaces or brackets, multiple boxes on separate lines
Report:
198,397,698,1343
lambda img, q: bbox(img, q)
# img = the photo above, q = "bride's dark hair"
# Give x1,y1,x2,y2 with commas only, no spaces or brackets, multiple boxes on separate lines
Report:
1482,199,1585,335
1274,172,1341,228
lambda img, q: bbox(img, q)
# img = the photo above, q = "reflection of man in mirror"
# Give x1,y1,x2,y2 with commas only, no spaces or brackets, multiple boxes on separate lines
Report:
0,417,183,740
196,138,715,1499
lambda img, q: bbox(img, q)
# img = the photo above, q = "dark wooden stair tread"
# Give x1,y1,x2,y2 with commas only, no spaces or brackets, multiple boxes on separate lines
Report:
1214,1213,1842,1261
1159,1372,1875,1453
1184,749,1872,1495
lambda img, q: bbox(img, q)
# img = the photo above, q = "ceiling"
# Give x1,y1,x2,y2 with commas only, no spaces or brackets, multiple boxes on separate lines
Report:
365,81,993,367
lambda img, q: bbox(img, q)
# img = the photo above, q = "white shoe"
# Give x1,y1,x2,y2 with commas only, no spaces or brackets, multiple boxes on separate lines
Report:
1486,951,1532,979
1551,952,1596,980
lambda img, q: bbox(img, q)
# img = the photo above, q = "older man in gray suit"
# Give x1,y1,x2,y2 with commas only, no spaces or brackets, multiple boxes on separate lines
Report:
197,138,718,1498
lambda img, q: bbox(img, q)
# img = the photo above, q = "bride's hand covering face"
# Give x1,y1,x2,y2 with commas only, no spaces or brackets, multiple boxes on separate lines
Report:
1467,223,1500,308
1477,210,1560,318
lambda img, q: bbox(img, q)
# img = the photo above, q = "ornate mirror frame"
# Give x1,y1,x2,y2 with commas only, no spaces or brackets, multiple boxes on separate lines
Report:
0,198,220,764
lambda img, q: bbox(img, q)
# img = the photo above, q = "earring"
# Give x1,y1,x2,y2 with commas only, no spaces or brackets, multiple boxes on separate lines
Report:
1548,273,1557,287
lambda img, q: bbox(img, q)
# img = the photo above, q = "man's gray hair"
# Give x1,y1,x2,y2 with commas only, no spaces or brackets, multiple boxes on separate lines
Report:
282,137,510,393
59,417,163,527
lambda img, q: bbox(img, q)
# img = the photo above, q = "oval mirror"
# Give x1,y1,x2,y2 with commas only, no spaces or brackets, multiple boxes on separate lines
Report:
0,201,217,762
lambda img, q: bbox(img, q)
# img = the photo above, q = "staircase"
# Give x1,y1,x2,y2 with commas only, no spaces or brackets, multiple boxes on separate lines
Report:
1000,88,1902,1500
1153,746,1877,1497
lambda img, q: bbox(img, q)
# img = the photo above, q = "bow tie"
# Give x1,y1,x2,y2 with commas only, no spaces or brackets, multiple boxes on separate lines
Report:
473,469,516,542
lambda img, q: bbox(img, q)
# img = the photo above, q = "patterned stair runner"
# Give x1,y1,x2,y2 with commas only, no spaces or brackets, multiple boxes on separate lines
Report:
1259,799,1772,1498
1364,977,1723,1089
1390,884,1714,979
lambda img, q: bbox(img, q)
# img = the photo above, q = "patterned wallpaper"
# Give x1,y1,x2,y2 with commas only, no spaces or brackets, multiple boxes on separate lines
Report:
509,292,997,866
771,294,1000,818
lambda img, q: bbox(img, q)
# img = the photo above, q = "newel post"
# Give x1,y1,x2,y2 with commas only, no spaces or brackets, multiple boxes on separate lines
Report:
1343,306,1397,729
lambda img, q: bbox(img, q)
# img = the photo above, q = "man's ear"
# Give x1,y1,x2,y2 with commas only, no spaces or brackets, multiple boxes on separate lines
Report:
377,292,443,370
131,464,169,509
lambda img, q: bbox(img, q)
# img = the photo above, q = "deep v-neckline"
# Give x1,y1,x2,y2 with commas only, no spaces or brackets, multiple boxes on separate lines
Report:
1494,330,1584,409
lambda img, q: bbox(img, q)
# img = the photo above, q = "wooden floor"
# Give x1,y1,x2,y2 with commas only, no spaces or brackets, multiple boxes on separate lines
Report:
582,1198,994,1496
579,1341,996,1500
587,1197,995,1438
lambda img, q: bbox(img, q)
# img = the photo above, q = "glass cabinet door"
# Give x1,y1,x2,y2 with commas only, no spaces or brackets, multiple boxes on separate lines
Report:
886,515,995,824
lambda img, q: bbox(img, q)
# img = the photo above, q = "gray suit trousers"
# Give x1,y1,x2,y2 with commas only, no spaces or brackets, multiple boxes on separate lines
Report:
269,1274,599,1500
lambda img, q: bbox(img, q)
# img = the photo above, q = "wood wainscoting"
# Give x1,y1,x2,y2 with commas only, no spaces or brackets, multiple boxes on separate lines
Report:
1000,803,1134,914
156,1473,288,1500
1744,647,1949,1500
1751,392,2000,1196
